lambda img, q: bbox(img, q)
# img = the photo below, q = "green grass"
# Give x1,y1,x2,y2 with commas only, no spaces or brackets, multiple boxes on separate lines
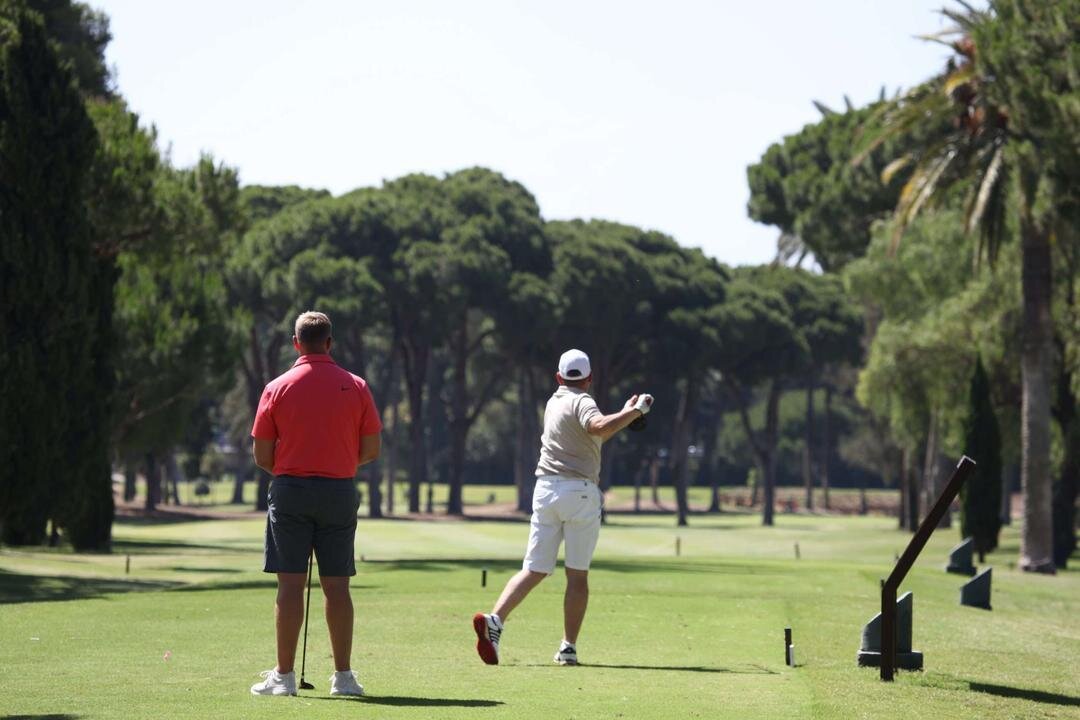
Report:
1,511,1077,719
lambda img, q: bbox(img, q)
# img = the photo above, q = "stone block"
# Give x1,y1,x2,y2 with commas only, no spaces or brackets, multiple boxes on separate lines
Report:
857,591,924,670
960,567,992,610
946,537,977,576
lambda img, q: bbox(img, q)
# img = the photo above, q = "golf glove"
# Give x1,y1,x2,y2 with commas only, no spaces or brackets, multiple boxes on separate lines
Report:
632,394,654,415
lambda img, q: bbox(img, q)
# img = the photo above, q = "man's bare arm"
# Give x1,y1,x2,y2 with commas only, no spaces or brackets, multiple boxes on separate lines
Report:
253,437,275,473
586,394,644,442
586,407,642,442
358,433,381,466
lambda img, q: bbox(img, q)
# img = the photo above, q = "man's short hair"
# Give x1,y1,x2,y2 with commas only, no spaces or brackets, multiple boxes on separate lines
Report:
295,311,332,347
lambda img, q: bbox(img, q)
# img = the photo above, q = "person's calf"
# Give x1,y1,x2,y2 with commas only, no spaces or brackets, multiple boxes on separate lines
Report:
492,569,548,621
274,573,307,673
563,568,589,645
321,576,354,672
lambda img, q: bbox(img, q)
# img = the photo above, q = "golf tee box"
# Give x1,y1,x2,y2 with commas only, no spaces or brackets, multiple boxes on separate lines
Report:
960,567,992,610
945,537,977,576
857,591,923,670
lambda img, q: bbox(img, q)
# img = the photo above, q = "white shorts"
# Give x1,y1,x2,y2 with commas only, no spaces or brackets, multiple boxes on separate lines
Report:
522,476,602,574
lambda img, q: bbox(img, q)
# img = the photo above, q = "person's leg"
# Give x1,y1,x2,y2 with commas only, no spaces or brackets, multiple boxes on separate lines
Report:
495,479,562,622
310,479,361,674
563,568,589,644
560,480,602,652
275,572,308,673
320,576,353,672
492,569,548,621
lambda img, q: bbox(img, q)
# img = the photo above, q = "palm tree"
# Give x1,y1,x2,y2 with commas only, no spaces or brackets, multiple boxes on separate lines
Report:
854,1,1066,573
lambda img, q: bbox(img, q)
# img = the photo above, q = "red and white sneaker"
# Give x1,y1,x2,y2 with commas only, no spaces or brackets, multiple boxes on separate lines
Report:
472,613,502,665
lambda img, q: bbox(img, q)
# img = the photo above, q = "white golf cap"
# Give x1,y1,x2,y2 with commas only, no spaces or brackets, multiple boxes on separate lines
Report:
557,349,591,381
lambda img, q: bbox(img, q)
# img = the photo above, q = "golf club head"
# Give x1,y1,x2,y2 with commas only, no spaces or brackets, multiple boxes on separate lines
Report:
299,679,315,690
628,415,647,432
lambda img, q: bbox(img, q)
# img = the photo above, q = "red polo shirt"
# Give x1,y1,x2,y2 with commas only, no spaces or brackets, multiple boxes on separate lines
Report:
251,354,382,478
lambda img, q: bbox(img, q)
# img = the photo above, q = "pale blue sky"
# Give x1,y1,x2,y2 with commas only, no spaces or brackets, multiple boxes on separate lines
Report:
95,1,963,266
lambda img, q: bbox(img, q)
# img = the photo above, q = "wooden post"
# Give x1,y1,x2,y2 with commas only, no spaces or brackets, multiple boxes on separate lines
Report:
881,456,975,680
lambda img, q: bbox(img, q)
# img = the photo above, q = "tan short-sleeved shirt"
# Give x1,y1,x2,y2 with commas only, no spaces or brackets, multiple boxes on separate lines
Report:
534,385,603,483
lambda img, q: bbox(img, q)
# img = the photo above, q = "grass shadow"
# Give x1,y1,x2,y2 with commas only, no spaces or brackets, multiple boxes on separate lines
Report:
2,715,80,719
969,682,1080,707
112,539,253,554
361,558,521,573
114,514,218,527
168,579,379,593
168,566,241,574
0,570,182,604
311,695,503,707
519,662,777,675
360,557,769,576
590,559,777,575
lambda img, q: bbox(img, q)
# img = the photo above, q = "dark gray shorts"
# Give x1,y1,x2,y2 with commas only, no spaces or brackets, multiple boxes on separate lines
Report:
264,476,360,576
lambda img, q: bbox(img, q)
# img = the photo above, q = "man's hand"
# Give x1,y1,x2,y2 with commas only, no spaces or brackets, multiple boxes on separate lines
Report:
632,394,654,415
622,394,640,412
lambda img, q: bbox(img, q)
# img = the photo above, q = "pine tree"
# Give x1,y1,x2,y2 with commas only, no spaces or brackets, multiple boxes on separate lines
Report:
0,6,99,545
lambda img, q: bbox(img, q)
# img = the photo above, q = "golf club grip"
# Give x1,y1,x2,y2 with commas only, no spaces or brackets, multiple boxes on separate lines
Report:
628,415,647,432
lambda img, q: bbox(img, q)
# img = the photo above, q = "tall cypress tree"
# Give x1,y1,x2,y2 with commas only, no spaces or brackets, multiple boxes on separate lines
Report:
961,357,1003,561
0,6,99,545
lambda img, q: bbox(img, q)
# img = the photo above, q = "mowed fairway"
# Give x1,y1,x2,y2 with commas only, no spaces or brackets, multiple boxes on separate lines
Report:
1,511,1077,719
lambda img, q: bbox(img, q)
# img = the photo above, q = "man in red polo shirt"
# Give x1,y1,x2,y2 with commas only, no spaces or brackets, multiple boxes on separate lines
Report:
248,311,382,697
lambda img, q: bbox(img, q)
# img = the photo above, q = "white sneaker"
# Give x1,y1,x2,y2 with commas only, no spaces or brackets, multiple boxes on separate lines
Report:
250,669,297,696
330,670,364,696
554,641,578,666
472,612,502,665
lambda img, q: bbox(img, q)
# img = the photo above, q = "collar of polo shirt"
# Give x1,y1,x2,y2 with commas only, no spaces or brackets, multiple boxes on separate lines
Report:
293,354,336,367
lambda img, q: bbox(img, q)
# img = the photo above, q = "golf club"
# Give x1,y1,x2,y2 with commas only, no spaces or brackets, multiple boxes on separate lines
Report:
299,550,315,690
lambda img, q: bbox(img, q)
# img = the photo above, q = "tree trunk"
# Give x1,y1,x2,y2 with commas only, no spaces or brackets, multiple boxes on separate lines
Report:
1000,465,1012,526
803,380,815,511
670,375,699,527
922,410,941,524
256,473,270,511
124,461,137,503
1052,422,1079,568
907,447,920,532
633,459,645,513
386,395,398,516
708,462,723,513
165,452,183,505
1052,364,1079,568
230,457,245,505
144,452,160,512
1019,199,1055,573
700,413,721,513
515,369,539,513
244,321,283,512
446,314,468,516
761,380,781,526
821,385,832,510
650,458,662,508
400,337,429,514
899,447,909,530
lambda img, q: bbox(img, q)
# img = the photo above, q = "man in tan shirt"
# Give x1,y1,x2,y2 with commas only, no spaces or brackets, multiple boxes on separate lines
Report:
472,349,653,666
